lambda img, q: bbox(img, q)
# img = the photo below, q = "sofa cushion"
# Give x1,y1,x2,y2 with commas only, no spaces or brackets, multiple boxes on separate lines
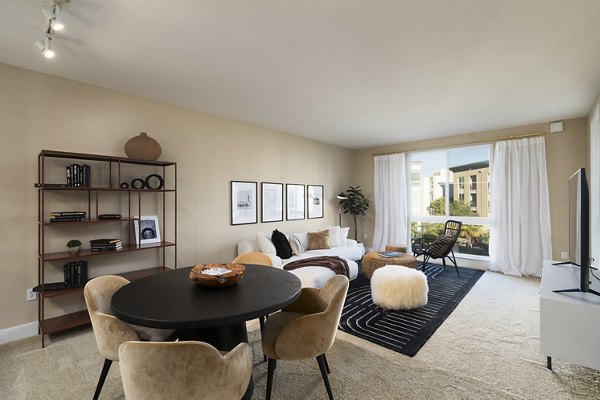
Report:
256,232,277,255
328,226,342,247
289,234,304,256
339,227,350,245
308,230,330,250
271,229,293,259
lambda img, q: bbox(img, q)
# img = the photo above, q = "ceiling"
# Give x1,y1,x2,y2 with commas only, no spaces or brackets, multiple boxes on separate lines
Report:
2,1,600,149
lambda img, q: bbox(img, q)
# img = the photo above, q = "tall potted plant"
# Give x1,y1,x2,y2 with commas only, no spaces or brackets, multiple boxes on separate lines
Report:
338,186,370,241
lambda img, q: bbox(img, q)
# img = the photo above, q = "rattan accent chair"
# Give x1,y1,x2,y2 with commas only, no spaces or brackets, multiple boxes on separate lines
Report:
412,220,462,276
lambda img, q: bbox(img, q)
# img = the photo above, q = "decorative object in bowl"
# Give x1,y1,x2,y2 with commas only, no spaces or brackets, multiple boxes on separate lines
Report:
189,263,245,288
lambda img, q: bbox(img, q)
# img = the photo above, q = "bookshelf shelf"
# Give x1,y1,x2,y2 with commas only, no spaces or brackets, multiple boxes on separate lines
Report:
36,150,177,347
40,267,167,298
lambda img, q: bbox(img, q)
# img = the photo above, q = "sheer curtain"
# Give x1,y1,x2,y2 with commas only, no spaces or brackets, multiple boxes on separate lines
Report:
490,137,552,276
372,153,409,251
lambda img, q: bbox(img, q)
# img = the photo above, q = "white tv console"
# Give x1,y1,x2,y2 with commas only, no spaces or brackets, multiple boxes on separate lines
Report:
540,260,600,370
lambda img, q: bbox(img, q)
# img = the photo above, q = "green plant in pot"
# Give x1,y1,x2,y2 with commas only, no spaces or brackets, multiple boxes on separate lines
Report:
67,239,81,255
338,186,370,241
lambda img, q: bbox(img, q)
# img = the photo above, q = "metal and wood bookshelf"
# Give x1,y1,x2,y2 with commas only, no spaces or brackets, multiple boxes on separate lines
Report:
36,150,177,347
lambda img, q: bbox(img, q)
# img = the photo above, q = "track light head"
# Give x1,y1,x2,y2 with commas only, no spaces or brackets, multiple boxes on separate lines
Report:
36,36,55,58
52,5,64,31
42,4,64,31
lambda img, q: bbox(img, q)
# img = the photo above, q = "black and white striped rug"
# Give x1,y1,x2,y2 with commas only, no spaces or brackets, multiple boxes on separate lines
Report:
338,263,484,356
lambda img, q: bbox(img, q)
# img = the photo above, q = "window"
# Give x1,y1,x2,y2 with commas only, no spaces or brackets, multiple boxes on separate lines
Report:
410,145,491,258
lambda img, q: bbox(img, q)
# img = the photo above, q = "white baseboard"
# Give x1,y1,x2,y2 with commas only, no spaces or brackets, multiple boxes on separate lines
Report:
0,322,39,346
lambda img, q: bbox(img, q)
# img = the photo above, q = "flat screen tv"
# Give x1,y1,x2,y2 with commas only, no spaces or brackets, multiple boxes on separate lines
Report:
554,168,599,296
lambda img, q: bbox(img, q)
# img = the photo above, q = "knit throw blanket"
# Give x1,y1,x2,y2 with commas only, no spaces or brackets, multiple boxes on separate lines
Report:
283,256,349,277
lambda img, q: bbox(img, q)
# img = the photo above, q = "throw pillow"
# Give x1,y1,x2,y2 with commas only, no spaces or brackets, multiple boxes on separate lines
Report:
289,234,304,256
339,227,350,245
328,226,342,247
308,230,331,250
256,232,277,255
271,229,293,259
293,231,309,250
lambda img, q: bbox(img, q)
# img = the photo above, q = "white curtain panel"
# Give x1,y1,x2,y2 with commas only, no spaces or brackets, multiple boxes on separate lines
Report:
372,153,409,251
490,137,552,276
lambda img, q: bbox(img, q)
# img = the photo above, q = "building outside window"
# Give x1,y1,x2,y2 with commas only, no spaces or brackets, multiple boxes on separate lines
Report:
409,145,491,258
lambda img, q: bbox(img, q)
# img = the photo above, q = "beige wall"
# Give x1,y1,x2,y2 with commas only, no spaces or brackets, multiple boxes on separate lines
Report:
0,63,355,330
353,118,590,261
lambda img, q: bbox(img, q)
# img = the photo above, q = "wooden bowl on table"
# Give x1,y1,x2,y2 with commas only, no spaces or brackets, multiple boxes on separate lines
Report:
189,263,245,288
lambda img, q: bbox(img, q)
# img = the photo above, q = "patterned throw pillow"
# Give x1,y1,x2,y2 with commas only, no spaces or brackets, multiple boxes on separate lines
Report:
271,229,293,259
308,230,331,250
289,234,304,256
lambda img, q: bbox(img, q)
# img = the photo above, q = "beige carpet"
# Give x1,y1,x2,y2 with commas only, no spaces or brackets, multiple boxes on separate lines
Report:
2,271,600,399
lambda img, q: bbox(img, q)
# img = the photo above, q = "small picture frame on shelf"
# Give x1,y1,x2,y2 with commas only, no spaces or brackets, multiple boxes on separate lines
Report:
286,184,305,220
307,185,324,219
134,215,162,244
231,181,258,225
261,182,284,223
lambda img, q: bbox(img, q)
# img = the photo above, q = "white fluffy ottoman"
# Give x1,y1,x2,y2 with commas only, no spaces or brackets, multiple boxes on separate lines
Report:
370,265,428,310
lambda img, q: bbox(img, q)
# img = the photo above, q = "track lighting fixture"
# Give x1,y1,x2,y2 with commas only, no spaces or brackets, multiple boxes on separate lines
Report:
36,36,55,58
36,1,70,58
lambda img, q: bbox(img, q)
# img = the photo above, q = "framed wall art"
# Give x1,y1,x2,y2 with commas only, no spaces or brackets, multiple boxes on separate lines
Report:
134,215,162,244
307,185,324,219
261,182,284,223
231,181,258,225
286,184,305,220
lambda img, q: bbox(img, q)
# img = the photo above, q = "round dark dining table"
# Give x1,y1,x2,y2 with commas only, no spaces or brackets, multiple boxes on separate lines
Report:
111,264,301,399
112,264,301,346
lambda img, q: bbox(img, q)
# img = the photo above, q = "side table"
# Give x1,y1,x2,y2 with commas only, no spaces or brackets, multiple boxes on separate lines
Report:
362,246,418,279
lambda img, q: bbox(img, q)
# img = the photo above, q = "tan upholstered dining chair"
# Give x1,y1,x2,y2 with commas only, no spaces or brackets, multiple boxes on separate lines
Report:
232,251,273,266
261,275,349,400
232,251,273,360
118,340,252,400
84,275,174,400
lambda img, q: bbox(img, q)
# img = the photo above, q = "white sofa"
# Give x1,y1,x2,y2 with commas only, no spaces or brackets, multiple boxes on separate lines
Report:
237,227,365,288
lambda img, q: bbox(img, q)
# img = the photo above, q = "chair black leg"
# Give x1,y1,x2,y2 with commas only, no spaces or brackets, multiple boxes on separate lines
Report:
316,354,334,400
259,316,267,362
422,256,430,272
323,353,331,374
93,359,112,400
450,251,460,276
266,358,277,400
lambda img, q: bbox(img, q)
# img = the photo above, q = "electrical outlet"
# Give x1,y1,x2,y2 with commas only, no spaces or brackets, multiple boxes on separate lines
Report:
561,251,568,260
363,233,369,239
26,288,37,301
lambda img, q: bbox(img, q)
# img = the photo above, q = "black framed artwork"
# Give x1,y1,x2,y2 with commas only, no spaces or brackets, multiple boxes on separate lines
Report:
261,182,284,223
307,185,324,219
286,184,305,220
231,181,258,225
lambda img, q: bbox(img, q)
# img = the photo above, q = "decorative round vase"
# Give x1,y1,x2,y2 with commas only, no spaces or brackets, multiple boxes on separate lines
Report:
124,132,162,161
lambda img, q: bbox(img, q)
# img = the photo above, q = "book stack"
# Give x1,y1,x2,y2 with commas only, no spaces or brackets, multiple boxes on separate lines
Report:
63,260,88,288
32,282,67,292
90,238,122,252
49,211,86,222
66,164,91,187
